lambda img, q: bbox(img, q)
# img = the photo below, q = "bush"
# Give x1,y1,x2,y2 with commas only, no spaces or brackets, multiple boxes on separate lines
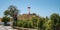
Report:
17,20,34,28
2,16,10,26
2,16,10,22
23,20,33,28
17,20,23,27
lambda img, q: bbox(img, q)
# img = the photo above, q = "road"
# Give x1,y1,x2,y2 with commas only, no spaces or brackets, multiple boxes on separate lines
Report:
0,25,37,30
0,25,17,30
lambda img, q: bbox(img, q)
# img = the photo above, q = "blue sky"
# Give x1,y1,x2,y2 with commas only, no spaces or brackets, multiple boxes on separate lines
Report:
0,0,60,18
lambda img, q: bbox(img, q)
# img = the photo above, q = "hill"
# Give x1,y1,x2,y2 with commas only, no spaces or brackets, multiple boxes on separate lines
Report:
18,13,40,20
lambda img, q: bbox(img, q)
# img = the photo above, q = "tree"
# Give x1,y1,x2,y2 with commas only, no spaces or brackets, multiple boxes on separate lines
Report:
4,10,10,16
4,5,19,18
50,13,60,30
38,17,45,30
32,16,39,28
45,16,49,22
2,16,10,26
45,20,53,30
4,5,19,26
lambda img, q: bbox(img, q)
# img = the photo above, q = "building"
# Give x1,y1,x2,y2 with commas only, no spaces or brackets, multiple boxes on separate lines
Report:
0,18,2,22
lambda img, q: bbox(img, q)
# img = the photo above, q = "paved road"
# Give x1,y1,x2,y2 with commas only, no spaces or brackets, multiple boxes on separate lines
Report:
0,25,17,30
0,25,37,30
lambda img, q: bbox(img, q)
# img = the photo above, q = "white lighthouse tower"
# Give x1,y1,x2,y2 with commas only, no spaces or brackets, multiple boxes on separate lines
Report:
28,6,30,15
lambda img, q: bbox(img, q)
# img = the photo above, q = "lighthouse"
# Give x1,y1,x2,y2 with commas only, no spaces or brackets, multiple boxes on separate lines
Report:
28,6,30,15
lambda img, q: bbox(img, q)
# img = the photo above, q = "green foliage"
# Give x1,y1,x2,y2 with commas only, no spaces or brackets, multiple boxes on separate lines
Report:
38,18,45,30
4,5,19,17
4,10,10,16
2,16,10,22
50,13,60,30
3,5,60,30
50,13,59,24
45,16,49,22
45,20,52,30
17,20,23,27
15,13,60,30
32,16,39,27
17,20,34,28
4,5,19,26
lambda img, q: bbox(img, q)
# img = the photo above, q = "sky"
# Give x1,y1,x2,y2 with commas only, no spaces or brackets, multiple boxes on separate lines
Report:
0,0,60,18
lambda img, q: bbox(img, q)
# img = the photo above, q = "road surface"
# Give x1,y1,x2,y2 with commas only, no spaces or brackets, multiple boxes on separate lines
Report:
0,25,37,30
0,25,17,30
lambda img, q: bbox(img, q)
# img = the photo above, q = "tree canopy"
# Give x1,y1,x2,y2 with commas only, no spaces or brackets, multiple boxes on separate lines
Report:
4,5,19,17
